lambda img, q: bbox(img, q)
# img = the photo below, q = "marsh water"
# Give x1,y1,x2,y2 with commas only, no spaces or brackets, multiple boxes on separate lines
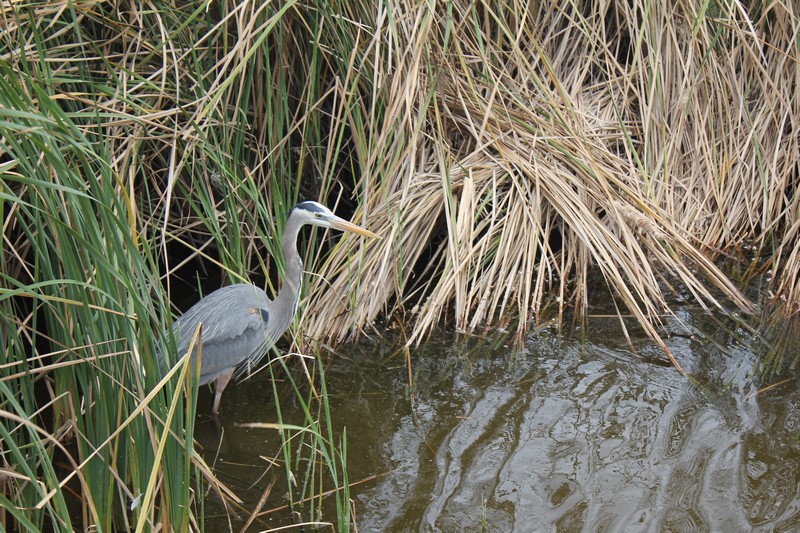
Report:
198,307,800,531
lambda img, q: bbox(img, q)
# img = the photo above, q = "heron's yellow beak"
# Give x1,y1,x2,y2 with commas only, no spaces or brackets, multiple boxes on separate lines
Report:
330,218,380,239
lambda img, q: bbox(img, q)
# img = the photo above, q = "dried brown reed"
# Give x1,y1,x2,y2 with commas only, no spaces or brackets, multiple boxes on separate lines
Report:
302,1,799,358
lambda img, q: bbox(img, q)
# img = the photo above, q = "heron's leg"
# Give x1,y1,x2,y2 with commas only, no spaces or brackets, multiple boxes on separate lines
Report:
211,368,234,416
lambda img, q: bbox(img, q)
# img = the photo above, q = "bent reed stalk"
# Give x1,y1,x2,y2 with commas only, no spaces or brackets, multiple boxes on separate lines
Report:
1,0,799,530
304,1,799,355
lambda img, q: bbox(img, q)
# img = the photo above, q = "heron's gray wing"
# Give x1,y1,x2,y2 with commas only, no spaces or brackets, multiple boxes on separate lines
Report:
172,284,274,384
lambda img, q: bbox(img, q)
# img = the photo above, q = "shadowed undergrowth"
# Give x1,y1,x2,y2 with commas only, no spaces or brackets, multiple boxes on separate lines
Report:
1,0,799,529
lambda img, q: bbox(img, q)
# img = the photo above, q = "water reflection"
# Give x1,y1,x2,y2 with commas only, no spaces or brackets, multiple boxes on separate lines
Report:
200,316,800,531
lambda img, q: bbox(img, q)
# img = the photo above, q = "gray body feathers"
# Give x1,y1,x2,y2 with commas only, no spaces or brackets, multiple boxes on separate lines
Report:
171,284,294,384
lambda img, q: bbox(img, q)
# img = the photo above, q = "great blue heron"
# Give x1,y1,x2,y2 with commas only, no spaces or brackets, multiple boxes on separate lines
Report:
162,201,378,415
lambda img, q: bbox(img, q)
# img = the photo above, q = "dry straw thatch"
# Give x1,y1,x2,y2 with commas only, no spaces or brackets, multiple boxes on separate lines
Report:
301,1,799,363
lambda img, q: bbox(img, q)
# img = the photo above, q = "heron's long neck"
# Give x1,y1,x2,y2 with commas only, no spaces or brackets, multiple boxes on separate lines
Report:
272,218,303,329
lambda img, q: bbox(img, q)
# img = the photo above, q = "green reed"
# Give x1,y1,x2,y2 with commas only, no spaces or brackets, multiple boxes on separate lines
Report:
0,0,361,530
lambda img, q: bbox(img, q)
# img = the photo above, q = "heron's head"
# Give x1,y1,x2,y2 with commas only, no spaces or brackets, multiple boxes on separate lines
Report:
291,201,379,238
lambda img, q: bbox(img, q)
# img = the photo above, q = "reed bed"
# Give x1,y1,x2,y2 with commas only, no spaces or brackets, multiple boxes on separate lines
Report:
1,0,799,529
305,1,800,356
0,0,356,529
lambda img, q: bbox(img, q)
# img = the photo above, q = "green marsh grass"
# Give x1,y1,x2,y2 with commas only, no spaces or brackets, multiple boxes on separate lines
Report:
235,351,352,529
1,0,362,529
0,72,202,528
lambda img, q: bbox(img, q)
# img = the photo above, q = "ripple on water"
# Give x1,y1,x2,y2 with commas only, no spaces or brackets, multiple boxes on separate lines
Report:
337,327,800,531
205,322,800,531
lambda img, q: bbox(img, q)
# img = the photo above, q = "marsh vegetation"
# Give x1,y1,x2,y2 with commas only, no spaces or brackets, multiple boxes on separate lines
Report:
1,0,798,530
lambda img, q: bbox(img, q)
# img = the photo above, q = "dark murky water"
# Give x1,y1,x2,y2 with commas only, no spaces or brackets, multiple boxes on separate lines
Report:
199,307,800,531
